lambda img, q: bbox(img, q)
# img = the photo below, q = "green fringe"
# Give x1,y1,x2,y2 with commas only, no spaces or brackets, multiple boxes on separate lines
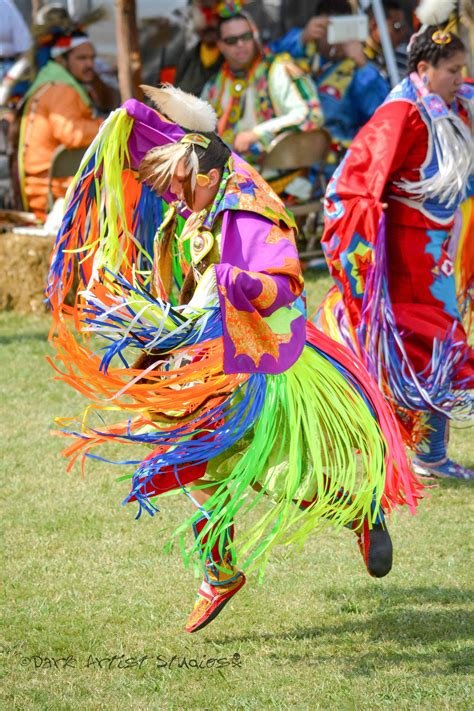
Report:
172,345,387,578
65,109,157,279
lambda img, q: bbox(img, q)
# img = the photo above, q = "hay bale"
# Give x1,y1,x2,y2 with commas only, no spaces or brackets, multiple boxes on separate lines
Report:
0,232,55,312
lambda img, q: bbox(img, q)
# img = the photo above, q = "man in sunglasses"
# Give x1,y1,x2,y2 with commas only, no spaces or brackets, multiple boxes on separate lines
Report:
364,0,410,82
201,11,323,161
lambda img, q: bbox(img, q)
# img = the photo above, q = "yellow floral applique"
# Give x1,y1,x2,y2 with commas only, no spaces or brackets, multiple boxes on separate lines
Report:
220,285,292,367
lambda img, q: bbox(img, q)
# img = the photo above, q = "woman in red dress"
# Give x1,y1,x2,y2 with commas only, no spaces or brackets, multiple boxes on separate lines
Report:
318,12,473,480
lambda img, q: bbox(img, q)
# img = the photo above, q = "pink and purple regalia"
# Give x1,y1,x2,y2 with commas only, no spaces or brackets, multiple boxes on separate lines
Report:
47,90,421,630
318,73,474,480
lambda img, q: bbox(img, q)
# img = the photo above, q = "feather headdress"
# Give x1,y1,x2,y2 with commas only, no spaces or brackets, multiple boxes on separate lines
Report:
415,0,456,26
408,0,457,50
216,1,244,18
139,140,198,200
141,84,217,132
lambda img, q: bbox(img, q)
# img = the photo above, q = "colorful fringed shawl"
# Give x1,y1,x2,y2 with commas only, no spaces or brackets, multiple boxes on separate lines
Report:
47,100,420,573
452,189,474,332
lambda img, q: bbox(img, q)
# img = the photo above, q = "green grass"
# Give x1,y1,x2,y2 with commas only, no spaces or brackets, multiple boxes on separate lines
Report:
1,272,473,710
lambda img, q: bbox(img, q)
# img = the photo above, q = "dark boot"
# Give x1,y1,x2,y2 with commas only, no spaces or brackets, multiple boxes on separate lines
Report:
355,516,393,578
299,486,393,577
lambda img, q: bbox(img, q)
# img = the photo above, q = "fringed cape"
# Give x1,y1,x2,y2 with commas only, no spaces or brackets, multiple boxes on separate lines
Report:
47,99,421,574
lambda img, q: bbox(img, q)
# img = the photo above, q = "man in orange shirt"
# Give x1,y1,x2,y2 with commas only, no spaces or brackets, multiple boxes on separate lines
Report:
18,30,104,220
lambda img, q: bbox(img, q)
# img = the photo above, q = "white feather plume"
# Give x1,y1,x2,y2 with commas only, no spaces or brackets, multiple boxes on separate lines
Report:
416,0,456,26
141,84,217,132
139,140,204,196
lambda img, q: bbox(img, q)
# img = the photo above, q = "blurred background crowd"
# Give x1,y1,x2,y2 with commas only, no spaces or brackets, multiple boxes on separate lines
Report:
0,0,473,228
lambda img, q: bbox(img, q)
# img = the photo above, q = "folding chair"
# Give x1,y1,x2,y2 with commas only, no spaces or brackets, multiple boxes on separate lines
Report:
262,128,331,259
47,145,86,210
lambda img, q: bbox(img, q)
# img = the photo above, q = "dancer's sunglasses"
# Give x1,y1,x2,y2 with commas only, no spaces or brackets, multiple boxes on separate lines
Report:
196,173,211,187
391,21,407,32
221,31,254,46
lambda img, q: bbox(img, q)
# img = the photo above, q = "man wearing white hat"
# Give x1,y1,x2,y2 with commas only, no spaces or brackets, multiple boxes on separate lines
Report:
17,29,103,220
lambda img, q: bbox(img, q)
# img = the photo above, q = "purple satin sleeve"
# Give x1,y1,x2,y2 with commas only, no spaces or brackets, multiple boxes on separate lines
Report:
218,211,301,314
215,210,306,374
123,99,186,208
217,268,299,317
124,99,185,167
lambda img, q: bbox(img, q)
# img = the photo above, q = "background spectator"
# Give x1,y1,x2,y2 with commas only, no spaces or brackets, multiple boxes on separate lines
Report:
364,0,410,81
18,30,103,220
202,11,322,161
271,0,390,175
174,3,223,95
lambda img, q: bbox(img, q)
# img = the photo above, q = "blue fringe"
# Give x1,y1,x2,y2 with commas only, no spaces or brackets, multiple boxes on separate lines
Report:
123,373,266,518
80,270,223,372
62,373,267,519
380,318,473,415
47,153,102,300
131,183,163,283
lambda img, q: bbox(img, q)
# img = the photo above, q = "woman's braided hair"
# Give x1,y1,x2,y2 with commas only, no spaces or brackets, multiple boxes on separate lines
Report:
408,25,465,73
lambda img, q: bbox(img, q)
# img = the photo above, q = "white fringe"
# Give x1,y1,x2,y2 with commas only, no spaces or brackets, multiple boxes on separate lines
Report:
139,142,200,194
395,111,473,208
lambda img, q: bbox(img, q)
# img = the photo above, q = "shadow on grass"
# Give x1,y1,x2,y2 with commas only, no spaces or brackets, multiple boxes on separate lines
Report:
281,644,473,677
208,586,474,674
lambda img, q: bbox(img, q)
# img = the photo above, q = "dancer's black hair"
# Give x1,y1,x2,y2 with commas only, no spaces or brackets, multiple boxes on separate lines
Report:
408,26,465,73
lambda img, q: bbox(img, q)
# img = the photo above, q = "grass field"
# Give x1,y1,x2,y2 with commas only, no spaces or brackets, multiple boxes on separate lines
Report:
1,271,473,710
